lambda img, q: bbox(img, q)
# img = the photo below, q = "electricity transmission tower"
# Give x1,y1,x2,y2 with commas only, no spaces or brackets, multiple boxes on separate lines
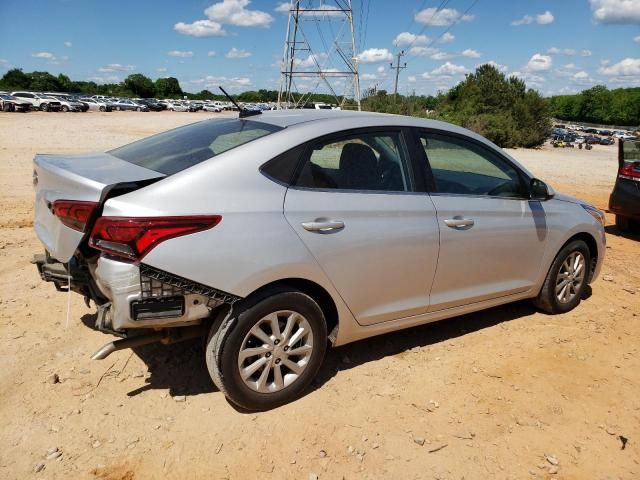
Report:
277,0,361,110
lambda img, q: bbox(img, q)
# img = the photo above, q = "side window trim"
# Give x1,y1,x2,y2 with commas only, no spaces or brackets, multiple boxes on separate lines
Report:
289,127,418,194
413,128,531,199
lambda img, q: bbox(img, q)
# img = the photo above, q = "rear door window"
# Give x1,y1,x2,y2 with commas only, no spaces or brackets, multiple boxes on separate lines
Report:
109,119,282,175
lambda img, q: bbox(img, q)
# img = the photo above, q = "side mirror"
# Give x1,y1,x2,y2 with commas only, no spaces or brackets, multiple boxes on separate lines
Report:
530,178,554,201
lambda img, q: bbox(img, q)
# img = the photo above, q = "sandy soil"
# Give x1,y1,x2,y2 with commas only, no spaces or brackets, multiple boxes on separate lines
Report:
0,111,639,480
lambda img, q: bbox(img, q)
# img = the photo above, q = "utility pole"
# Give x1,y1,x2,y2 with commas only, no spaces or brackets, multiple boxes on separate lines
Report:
390,50,406,99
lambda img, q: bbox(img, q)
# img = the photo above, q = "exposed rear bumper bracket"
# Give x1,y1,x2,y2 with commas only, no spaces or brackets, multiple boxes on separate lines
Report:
139,264,241,307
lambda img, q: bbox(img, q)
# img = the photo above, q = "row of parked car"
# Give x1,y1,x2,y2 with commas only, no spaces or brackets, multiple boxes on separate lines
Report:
0,91,258,113
551,124,637,148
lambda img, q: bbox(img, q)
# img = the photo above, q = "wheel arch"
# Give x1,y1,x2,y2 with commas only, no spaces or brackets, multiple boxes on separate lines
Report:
559,231,599,282
240,278,339,343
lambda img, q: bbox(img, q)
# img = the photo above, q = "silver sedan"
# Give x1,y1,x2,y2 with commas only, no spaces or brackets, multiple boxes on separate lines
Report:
32,110,605,410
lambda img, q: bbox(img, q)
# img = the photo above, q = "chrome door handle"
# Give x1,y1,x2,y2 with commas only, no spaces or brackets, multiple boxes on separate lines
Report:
301,219,345,232
444,217,475,230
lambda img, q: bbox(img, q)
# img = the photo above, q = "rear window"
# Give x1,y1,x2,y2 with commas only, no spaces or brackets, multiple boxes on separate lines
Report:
108,118,282,175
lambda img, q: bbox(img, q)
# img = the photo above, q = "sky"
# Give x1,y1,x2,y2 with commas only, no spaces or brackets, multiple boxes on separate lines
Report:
0,0,639,97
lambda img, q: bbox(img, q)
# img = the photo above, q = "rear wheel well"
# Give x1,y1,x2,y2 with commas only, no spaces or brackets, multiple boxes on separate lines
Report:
240,279,339,342
561,232,598,282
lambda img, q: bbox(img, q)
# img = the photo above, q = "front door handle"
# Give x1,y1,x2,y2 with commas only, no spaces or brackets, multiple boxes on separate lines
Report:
444,216,475,230
301,219,345,233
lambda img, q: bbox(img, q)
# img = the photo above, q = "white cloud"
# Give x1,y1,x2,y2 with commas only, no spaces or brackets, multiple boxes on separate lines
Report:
512,10,554,25
408,46,439,57
482,61,508,72
430,51,456,60
88,75,121,84
598,57,640,76
431,62,468,76
174,19,226,37
634,35,640,43
361,73,377,81
393,32,429,47
31,52,67,64
157,68,168,73
510,71,546,86
590,0,640,24
357,48,393,63
554,63,580,77
205,0,273,27
225,47,251,59
572,71,595,85
438,32,455,44
208,51,217,57
462,49,481,58
377,66,385,74
168,50,194,58
407,75,417,83
415,8,474,27
525,53,553,71
573,71,590,80
64,41,72,48
546,47,592,57
97,63,136,73
32,52,55,60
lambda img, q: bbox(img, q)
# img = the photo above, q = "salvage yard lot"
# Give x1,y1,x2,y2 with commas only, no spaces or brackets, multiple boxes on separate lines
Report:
0,111,639,479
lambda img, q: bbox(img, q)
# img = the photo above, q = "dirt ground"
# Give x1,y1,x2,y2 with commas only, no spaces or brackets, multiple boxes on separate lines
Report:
0,111,638,480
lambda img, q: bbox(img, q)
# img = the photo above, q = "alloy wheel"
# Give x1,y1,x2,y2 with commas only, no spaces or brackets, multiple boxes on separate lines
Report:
237,310,314,394
555,251,586,303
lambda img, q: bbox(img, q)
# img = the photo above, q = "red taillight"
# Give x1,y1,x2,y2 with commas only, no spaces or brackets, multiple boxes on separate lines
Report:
52,200,98,232
619,162,640,179
88,216,221,261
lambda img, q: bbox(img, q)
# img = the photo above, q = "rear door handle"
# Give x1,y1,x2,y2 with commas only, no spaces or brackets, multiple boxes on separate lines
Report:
444,217,475,230
301,219,345,232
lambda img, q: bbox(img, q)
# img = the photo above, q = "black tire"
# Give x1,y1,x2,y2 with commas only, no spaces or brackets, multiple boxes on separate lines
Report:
99,106,105,112
136,107,141,112
40,104,49,112
61,105,69,112
116,106,121,111
206,289,328,411
533,240,591,314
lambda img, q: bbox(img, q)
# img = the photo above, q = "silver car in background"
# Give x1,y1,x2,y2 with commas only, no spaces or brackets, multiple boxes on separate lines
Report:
32,110,605,410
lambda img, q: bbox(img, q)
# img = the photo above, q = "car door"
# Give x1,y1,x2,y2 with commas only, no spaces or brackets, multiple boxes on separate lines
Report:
284,128,440,326
412,130,547,311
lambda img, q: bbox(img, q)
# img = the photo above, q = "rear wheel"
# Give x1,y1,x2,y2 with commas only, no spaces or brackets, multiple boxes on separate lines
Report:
40,104,49,112
61,105,69,112
205,289,327,410
533,240,591,314
136,107,141,112
99,106,105,112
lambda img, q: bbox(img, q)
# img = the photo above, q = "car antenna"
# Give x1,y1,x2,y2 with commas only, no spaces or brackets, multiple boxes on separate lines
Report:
218,86,261,118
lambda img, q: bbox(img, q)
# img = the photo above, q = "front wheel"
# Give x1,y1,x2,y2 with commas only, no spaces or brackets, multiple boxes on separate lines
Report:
533,240,591,314
40,104,49,112
61,105,69,112
136,107,141,112
99,106,105,112
206,289,328,411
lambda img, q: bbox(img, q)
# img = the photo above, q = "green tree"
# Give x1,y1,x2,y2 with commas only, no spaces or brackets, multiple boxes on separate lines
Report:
155,77,183,98
123,74,155,98
0,68,30,90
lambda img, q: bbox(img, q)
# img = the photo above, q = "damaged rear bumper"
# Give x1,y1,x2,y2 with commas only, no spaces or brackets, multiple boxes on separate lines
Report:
33,253,241,332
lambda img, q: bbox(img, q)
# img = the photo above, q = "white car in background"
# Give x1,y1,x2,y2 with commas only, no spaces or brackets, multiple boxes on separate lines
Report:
166,101,189,112
80,98,112,112
203,103,222,112
11,91,62,111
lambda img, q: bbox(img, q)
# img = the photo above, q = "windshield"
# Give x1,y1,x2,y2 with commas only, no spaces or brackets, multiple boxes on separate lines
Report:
109,118,281,175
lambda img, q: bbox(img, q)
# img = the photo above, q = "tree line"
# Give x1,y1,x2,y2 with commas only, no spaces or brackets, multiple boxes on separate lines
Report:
2,66,638,147
547,85,640,127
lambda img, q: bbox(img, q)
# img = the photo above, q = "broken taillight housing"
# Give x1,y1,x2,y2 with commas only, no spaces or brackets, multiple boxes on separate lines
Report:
89,216,221,261
52,200,99,232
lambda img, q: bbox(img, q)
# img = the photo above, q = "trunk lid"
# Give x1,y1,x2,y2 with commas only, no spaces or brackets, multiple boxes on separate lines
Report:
33,152,164,262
